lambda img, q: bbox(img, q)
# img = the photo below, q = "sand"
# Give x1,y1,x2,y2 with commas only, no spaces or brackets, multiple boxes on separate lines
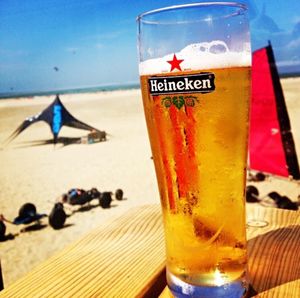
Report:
0,78,299,287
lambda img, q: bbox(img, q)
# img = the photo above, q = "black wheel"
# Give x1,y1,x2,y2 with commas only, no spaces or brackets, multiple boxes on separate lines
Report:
19,203,36,218
49,203,66,229
0,221,6,240
89,188,101,199
268,191,282,204
255,172,266,181
246,185,259,203
99,192,112,208
115,189,123,201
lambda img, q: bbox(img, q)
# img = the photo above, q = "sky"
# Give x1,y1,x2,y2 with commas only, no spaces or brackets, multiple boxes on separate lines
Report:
0,0,300,94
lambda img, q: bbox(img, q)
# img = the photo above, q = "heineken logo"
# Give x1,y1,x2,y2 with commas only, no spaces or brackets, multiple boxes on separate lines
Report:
148,73,215,95
161,95,199,110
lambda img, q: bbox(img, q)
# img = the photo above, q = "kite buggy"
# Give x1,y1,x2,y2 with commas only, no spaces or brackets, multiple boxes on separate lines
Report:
0,188,124,240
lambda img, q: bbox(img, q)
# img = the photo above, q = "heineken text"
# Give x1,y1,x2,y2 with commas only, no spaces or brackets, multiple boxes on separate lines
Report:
148,73,215,95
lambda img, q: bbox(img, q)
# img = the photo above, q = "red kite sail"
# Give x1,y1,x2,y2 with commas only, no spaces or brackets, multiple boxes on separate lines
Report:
249,42,300,180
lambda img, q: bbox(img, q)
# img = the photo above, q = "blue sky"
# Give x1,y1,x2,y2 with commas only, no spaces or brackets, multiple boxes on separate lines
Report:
0,0,300,94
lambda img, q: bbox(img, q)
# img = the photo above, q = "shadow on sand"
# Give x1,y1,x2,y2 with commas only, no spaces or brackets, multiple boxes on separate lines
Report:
70,203,118,214
53,223,74,230
20,223,48,233
9,134,108,149
13,137,82,148
0,233,17,242
73,204,100,213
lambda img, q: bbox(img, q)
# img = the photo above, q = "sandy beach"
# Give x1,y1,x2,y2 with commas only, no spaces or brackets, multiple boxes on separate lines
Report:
0,78,300,287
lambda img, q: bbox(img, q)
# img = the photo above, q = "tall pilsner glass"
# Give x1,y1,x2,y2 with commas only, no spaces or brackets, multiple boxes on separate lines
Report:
137,3,251,297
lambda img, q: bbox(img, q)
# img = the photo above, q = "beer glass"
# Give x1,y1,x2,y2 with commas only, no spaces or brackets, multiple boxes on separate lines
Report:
137,3,251,297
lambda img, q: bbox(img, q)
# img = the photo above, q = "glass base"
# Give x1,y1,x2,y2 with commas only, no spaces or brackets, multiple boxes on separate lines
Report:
167,271,248,298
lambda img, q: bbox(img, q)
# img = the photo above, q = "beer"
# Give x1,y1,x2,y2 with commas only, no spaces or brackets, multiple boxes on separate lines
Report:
140,50,251,287
137,3,251,296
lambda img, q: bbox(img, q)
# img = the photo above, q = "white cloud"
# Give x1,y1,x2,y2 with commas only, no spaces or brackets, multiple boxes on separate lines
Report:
287,38,300,49
276,59,300,67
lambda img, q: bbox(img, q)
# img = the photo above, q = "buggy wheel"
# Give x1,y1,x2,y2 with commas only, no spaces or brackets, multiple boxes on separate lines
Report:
255,172,266,181
115,189,123,201
99,192,112,208
49,203,67,230
19,203,37,217
246,185,259,203
0,221,6,240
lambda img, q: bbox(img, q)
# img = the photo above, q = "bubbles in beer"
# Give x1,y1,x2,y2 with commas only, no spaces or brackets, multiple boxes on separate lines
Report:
183,203,192,215
187,193,198,206
139,40,251,75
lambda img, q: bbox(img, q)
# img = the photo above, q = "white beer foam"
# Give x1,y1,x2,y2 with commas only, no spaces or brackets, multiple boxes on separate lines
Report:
139,41,251,75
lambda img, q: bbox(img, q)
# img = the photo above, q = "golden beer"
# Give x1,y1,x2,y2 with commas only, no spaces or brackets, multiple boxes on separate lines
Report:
140,66,251,287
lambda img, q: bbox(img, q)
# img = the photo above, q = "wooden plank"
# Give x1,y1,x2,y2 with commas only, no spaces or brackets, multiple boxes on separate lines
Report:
1,205,299,298
246,205,300,297
159,206,300,297
0,205,166,298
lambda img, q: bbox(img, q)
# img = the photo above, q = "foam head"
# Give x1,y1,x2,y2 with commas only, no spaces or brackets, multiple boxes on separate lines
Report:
139,41,251,75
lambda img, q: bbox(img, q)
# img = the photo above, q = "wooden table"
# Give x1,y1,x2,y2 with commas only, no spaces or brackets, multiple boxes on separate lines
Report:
0,204,299,297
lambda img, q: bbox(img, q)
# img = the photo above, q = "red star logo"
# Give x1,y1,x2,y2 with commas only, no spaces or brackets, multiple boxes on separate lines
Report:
167,54,184,72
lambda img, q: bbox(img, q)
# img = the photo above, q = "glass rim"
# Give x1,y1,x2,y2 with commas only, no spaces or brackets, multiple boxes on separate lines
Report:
136,2,248,24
